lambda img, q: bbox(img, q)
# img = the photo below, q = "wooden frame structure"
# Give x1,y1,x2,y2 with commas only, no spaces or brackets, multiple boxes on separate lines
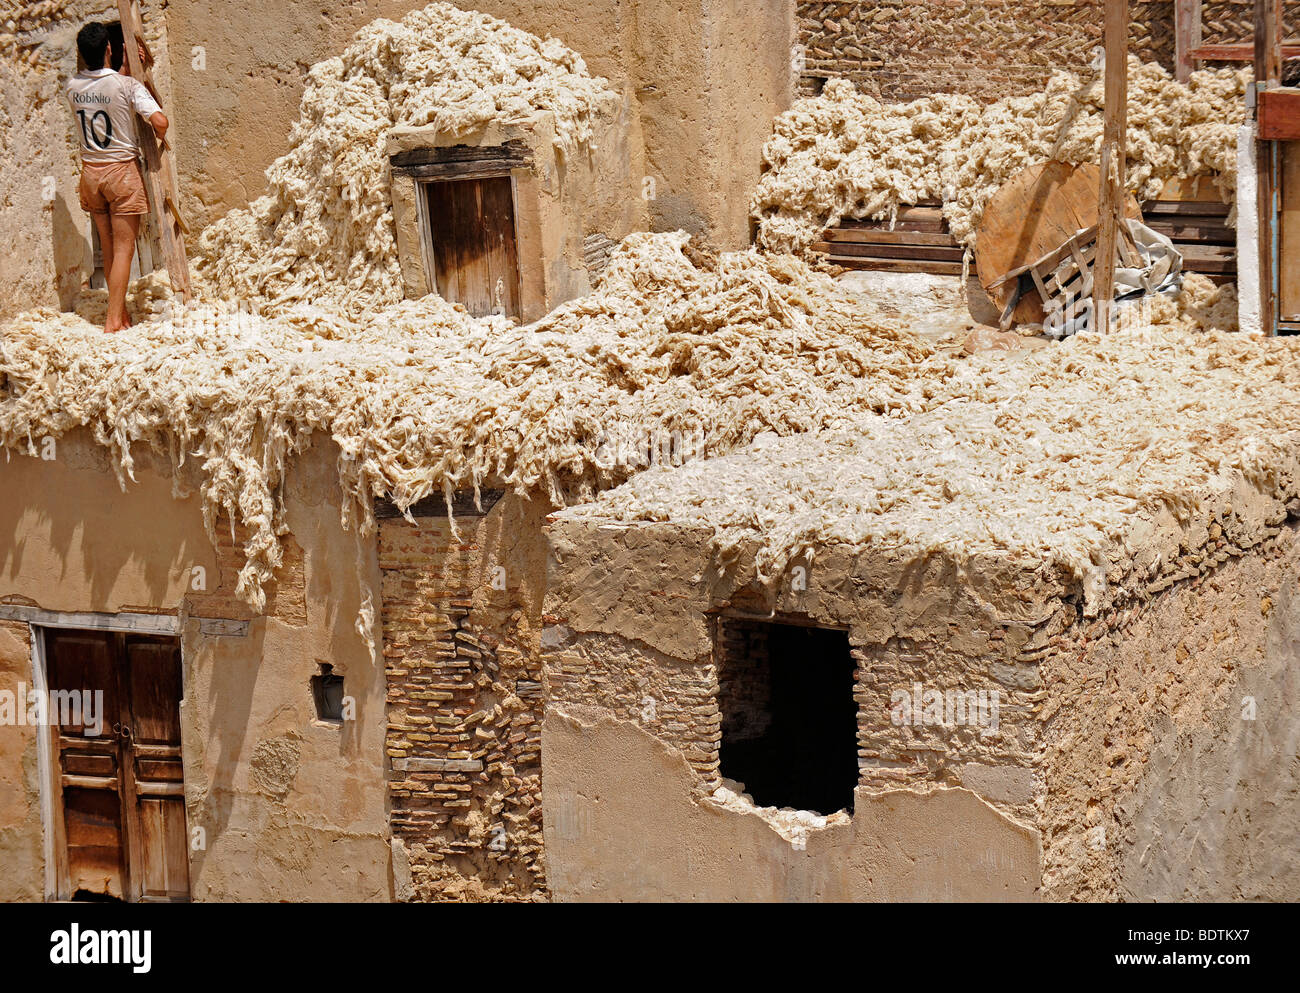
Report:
117,0,192,301
1125,0,1298,335
988,221,1144,331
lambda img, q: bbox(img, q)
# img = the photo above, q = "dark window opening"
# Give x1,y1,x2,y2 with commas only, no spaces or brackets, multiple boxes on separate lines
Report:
716,616,858,816
311,664,345,722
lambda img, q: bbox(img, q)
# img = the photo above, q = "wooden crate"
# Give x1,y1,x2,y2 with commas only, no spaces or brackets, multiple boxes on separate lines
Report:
812,202,965,275
813,182,1236,283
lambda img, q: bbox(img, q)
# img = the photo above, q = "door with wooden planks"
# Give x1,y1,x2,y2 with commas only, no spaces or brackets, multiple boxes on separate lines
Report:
44,629,190,902
423,174,521,319
1281,142,1300,330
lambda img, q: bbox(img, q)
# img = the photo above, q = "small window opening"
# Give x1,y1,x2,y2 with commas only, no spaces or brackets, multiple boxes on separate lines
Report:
716,616,858,815
311,664,345,722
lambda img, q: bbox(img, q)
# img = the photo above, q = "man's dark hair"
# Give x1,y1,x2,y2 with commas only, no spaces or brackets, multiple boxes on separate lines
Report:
106,21,125,71
76,22,109,70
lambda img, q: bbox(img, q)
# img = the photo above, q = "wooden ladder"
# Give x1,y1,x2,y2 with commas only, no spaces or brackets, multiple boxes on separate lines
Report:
117,0,192,302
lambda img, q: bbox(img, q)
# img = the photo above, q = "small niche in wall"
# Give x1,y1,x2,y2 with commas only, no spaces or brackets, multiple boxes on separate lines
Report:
311,663,345,723
715,614,858,815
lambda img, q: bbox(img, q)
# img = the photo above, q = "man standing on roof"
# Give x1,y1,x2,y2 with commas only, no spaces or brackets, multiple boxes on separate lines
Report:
66,22,168,333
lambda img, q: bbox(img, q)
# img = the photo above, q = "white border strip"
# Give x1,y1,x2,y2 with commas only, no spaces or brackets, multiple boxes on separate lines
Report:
28,626,55,901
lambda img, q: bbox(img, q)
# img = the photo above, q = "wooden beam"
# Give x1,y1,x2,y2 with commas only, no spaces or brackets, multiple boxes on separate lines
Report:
1174,0,1202,82
1256,0,1283,85
1259,88,1300,139
0,605,181,634
1186,42,1300,61
1094,0,1128,334
117,0,192,302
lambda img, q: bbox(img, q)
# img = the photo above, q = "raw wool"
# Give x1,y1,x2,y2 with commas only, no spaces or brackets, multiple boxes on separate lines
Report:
195,2,618,317
753,58,1250,255
569,319,1300,613
0,233,951,612
70,270,176,327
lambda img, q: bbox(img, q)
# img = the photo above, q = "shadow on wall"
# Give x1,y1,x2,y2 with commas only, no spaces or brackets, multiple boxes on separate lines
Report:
0,459,205,612
51,193,88,311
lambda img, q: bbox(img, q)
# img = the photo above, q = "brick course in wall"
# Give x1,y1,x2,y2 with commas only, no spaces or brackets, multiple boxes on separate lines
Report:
379,498,548,901
715,617,775,745
796,1,1300,101
545,628,722,788
184,517,308,626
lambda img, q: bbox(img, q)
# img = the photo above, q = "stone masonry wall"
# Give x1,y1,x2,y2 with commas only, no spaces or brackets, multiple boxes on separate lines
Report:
1038,511,1300,901
380,493,550,902
796,1,1300,101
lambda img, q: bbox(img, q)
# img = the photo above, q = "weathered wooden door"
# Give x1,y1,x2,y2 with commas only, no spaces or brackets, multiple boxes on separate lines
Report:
45,630,189,902
425,175,521,319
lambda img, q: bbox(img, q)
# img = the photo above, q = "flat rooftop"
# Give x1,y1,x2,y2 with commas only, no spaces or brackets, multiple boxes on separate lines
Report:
559,324,1300,610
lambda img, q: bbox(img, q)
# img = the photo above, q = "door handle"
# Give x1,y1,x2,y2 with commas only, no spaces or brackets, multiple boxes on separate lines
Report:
120,724,133,741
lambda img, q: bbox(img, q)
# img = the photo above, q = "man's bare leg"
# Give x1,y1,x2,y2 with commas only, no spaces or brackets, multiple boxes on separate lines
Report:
90,210,116,328
105,211,140,333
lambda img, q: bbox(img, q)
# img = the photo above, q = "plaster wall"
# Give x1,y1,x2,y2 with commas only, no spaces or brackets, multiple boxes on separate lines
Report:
165,0,792,249
540,473,1300,901
0,431,392,901
1041,522,1300,901
540,517,1050,901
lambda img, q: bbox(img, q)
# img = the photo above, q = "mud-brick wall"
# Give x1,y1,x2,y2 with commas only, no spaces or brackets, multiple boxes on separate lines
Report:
545,628,721,785
379,493,551,902
1038,509,1300,901
795,1,1300,101
715,618,774,745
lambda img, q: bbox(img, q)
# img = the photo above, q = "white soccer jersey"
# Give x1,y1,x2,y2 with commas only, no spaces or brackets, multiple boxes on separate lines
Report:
66,68,162,164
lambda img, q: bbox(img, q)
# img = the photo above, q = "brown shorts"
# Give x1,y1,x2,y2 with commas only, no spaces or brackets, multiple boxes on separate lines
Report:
78,160,149,216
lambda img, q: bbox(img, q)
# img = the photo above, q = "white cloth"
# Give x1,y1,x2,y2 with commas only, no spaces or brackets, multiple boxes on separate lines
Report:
66,68,161,164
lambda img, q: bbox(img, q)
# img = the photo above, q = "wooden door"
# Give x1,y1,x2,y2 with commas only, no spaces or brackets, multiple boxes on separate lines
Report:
46,632,125,900
45,630,189,902
425,175,521,319
1280,141,1300,326
120,636,189,901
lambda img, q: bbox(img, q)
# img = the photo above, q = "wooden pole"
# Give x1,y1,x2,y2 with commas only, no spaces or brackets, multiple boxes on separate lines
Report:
1256,0,1282,334
117,0,192,302
1174,0,1202,83
1093,0,1128,334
